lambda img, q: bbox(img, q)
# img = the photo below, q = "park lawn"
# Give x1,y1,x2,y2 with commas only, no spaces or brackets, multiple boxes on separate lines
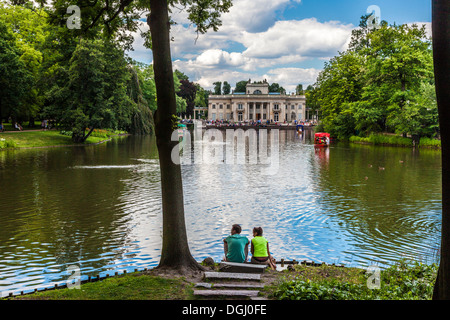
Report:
0,130,113,149
12,273,193,300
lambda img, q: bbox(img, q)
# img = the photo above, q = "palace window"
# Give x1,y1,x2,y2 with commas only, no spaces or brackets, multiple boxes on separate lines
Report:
253,90,262,94
219,104,223,109
238,112,243,121
212,104,216,109
274,113,279,122
238,103,244,110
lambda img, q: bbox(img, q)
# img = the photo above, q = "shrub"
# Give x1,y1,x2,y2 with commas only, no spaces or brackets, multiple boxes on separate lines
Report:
272,260,437,300
0,138,17,149
349,134,411,146
419,137,441,149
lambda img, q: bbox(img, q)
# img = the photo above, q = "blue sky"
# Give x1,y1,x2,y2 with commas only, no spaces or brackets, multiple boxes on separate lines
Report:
128,0,432,92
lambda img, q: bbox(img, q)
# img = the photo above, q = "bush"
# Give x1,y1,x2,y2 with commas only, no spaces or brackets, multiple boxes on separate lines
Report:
272,260,437,300
419,137,441,149
59,130,73,136
0,138,17,149
349,134,411,146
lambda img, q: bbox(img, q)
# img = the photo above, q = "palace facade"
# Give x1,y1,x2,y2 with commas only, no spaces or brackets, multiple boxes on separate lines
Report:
208,80,307,122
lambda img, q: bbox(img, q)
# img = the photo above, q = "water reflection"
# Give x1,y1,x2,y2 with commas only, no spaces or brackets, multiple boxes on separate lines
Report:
0,131,442,295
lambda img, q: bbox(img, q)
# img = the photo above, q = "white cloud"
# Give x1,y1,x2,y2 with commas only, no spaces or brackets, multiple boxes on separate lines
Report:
263,67,321,92
127,0,354,92
242,18,353,59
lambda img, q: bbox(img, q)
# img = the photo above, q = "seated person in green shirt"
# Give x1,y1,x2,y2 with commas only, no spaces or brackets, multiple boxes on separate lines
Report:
250,227,276,270
223,224,249,263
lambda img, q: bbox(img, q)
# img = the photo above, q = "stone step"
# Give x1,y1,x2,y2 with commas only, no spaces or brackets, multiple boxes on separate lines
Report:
219,262,267,274
204,272,261,281
193,289,260,298
195,282,264,289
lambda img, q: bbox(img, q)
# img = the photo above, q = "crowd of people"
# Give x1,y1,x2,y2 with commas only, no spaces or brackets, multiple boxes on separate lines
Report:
206,119,318,127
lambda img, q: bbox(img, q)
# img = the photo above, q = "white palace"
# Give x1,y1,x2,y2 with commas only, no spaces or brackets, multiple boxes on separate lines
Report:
208,80,307,123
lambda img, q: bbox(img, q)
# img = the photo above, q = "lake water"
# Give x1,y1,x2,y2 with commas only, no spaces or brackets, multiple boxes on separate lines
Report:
0,129,442,295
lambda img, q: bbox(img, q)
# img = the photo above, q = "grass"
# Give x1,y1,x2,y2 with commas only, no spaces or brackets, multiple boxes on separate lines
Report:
349,134,412,147
349,133,441,149
419,137,441,149
0,129,127,149
6,259,437,301
11,273,193,300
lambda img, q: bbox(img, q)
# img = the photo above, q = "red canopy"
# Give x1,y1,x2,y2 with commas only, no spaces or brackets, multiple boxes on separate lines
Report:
315,133,330,138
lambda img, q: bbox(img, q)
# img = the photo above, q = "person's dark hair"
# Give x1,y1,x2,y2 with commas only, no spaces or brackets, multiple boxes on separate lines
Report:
232,224,242,234
253,227,263,236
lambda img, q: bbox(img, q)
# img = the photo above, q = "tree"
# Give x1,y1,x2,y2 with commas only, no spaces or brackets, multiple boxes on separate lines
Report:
177,78,197,117
295,84,303,95
44,39,134,142
127,64,154,135
222,81,231,95
48,0,232,272
213,81,222,95
135,63,157,112
0,20,33,123
432,0,450,300
146,0,232,272
234,80,247,93
0,3,47,124
312,16,435,139
268,82,286,94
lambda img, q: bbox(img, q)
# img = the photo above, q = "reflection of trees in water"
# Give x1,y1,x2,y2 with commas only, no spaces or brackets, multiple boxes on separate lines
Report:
0,135,161,289
312,143,442,264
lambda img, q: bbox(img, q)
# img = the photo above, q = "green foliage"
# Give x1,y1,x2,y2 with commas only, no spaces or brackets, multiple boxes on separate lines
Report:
314,16,435,140
0,3,47,121
419,137,441,149
273,260,437,300
0,137,17,149
349,134,412,146
0,18,33,121
43,39,136,142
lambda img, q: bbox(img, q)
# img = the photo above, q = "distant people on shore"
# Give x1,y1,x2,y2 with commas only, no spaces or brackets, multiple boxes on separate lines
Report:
250,227,276,270
223,224,250,263
41,119,49,130
14,122,23,131
0,122,4,132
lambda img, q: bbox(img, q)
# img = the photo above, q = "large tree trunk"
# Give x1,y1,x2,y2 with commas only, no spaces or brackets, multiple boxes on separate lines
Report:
148,0,203,272
432,0,450,300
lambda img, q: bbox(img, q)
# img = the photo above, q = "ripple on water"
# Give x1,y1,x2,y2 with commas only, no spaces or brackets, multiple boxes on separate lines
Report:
0,133,442,294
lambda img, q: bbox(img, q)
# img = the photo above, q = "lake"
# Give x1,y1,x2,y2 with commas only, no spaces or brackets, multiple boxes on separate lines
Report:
0,129,442,295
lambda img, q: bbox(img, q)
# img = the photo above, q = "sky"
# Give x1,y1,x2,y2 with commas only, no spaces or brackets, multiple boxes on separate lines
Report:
127,0,432,93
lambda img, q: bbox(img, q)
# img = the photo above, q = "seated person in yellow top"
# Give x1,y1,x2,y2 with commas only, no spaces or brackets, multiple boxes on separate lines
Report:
250,227,276,270
223,224,249,263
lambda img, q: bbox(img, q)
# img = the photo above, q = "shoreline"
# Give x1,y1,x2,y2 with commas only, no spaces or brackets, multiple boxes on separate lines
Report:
0,131,130,151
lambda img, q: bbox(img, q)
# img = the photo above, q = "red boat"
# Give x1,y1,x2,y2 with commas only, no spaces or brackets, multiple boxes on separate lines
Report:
314,132,330,147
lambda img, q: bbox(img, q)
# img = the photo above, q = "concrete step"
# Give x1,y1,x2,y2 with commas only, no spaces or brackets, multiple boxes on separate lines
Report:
193,289,260,298
204,272,261,281
195,282,264,289
219,262,267,274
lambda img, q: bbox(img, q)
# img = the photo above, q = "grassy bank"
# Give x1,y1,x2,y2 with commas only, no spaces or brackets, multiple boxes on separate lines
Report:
349,134,441,149
0,129,127,149
270,260,437,300
9,272,193,300
7,259,437,300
